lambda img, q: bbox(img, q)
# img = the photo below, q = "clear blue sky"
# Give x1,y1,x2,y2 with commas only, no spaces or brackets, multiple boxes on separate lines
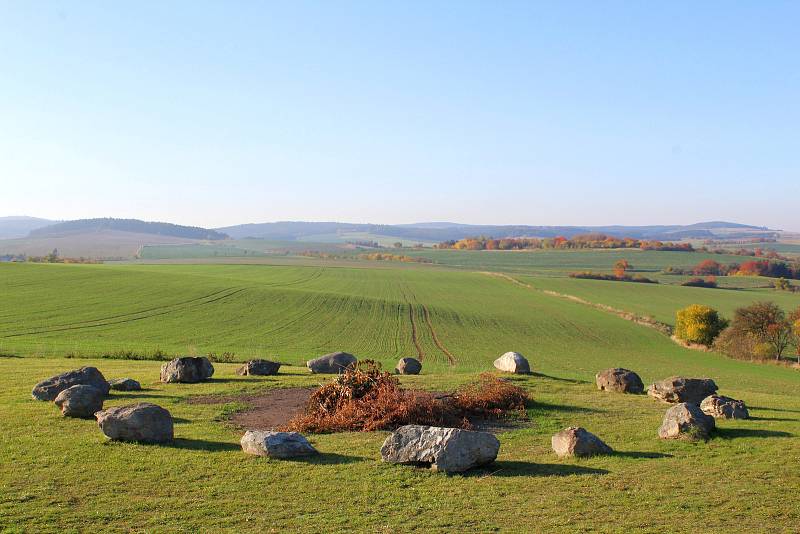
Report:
1,1,798,230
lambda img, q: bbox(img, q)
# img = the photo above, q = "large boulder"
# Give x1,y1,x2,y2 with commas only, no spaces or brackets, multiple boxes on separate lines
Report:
595,368,644,394
54,385,104,418
32,366,110,401
306,352,357,374
658,402,715,440
395,357,422,375
647,376,718,404
109,378,142,391
240,431,318,458
380,425,500,473
493,352,531,374
160,357,214,383
236,359,281,376
95,403,174,444
700,395,749,419
551,427,613,458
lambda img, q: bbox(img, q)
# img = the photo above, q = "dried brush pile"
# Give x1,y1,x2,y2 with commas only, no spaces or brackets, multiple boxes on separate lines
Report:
283,360,529,433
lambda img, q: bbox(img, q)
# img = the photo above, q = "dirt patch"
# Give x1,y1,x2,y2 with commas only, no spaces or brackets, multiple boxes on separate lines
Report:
189,387,314,430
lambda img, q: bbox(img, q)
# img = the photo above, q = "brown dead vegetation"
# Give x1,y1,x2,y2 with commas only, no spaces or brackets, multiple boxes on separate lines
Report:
282,360,528,433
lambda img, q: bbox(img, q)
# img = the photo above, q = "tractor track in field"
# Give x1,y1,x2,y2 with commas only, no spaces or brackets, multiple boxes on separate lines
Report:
403,285,455,366
0,288,248,338
420,304,456,366
401,290,426,362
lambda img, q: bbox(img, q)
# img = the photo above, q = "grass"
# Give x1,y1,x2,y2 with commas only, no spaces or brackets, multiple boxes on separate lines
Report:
1,260,800,531
1,357,798,532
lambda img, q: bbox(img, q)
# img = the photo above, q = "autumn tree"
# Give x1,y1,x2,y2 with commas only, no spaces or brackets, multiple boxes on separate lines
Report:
674,304,728,346
723,302,793,360
613,259,631,278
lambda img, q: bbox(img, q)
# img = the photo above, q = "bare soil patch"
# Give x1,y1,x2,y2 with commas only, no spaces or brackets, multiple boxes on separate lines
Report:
189,387,314,430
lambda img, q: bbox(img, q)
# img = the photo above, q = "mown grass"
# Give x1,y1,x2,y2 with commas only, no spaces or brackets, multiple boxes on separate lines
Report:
1,357,798,532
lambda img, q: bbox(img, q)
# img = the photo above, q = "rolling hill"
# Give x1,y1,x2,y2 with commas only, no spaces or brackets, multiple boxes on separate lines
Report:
217,220,777,242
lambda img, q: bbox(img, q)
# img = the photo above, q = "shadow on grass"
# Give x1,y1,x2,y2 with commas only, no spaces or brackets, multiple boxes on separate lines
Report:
612,451,673,459
109,392,172,400
168,438,241,452
750,406,800,414
467,461,608,478
530,401,605,414
282,453,368,465
531,372,590,385
715,428,793,440
748,416,799,422
172,417,191,424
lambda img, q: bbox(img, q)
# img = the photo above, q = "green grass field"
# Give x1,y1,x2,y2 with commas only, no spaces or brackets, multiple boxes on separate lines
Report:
1,260,799,531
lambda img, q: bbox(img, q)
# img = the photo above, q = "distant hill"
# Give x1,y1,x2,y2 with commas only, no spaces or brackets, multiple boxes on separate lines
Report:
0,216,55,239
217,221,777,242
30,218,228,241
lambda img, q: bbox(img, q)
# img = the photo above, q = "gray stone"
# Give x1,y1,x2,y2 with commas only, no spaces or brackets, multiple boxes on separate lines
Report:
551,427,613,458
54,385,104,418
160,357,214,383
700,395,749,419
306,352,357,374
32,366,110,401
395,357,422,375
493,352,531,374
595,368,644,394
647,376,718,404
109,378,142,391
95,403,174,443
240,430,318,458
236,359,281,376
380,425,500,473
658,402,715,440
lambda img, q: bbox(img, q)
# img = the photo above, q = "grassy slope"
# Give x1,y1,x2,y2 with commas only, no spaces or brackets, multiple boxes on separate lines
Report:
517,275,800,325
1,262,799,531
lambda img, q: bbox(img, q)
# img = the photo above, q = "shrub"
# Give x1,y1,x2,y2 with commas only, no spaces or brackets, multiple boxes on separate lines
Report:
674,304,728,346
569,272,658,284
284,361,528,433
681,277,718,288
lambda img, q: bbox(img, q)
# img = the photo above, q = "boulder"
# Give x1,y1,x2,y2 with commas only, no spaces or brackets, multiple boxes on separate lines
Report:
160,357,214,383
32,366,110,401
658,402,715,440
551,427,613,458
595,368,644,394
306,352,357,374
647,376,718,404
109,378,142,391
95,403,174,444
240,431,318,458
395,357,422,375
493,352,531,374
236,359,281,376
380,425,500,473
53,385,104,418
700,395,749,419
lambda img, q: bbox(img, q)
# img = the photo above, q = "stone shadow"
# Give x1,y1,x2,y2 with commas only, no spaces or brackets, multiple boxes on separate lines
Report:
714,428,793,440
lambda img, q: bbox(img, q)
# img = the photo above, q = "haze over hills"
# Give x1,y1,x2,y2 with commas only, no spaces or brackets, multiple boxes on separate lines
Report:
216,220,777,242
0,216,55,239
29,218,228,241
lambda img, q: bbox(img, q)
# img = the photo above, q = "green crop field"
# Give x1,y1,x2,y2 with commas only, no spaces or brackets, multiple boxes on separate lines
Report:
398,248,755,277
1,260,799,532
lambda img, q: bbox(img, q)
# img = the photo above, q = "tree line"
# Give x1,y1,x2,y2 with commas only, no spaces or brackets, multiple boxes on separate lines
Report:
436,234,695,251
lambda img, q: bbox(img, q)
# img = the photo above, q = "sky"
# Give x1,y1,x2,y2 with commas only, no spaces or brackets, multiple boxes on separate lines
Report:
1,1,798,230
